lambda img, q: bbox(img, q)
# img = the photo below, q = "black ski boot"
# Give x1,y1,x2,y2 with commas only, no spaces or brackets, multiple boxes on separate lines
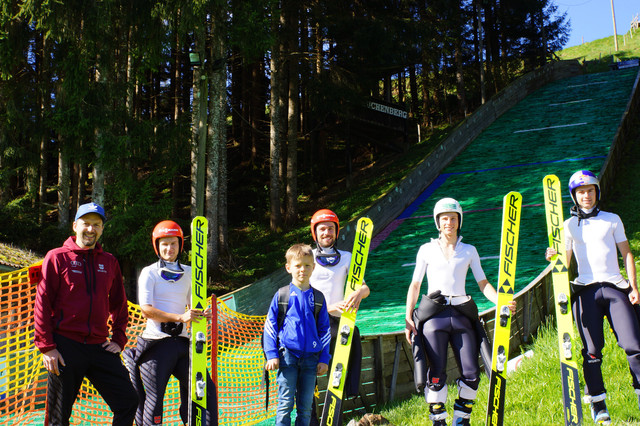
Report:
452,398,473,425
429,402,447,426
590,399,611,425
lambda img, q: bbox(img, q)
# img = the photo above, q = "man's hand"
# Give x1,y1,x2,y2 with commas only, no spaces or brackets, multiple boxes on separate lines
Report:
405,317,417,345
43,348,65,375
545,247,557,261
317,362,328,376
102,341,122,354
343,290,365,312
203,305,213,319
180,309,206,323
265,358,279,371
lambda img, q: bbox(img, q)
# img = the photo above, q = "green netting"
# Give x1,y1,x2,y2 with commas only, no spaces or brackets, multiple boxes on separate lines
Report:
357,68,639,336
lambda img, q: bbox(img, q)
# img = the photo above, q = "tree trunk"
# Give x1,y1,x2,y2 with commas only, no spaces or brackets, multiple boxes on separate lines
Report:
475,0,486,104
37,33,48,224
269,8,286,232
191,27,208,218
58,142,70,229
409,64,419,118
92,65,105,206
92,135,105,207
205,12,227,271
285,1,299,226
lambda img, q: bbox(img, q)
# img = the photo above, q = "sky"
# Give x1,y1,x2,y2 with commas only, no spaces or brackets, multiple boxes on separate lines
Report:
556,0,639,48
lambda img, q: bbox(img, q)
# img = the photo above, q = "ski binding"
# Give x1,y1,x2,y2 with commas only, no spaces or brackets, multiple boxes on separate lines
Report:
496,346,507,372
332,363,344,387
563,333,572,360
195,372,206,399
558,293,569,315
339,324,351,345
499,305,510,327
195,331,206,354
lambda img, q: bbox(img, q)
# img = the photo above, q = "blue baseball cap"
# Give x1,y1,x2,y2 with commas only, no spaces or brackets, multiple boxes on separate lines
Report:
75,202,107,222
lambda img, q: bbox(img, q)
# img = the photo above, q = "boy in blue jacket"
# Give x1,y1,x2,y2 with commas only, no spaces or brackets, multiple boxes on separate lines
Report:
264,244,331,426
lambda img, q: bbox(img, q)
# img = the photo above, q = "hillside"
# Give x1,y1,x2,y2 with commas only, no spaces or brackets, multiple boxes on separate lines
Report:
558,31,640,72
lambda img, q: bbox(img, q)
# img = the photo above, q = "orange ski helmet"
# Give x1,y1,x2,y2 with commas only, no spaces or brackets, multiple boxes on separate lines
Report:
152,220,184,257
310,209,340,242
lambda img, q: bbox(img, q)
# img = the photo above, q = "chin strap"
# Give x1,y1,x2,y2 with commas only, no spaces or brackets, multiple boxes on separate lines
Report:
570,205,600,226
314,245,341,267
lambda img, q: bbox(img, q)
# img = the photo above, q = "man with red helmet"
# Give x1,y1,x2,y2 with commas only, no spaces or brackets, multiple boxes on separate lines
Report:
34,202,138,426
308,209,370,425
546,171,640,425
123,220,217,425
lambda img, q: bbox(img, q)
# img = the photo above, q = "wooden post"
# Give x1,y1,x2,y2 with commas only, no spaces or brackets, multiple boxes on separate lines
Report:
389,337,402,401
373,336,386,404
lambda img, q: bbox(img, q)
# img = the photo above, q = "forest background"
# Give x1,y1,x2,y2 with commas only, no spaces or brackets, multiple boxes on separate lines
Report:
0,0,573,297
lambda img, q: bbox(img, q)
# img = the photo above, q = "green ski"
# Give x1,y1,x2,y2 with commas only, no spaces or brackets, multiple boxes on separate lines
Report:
486,192,522,426
543,174,583,426
320,217,373,426
190,216,208,426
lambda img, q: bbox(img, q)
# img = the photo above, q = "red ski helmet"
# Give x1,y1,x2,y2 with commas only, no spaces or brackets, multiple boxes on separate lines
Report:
152,220,184,257
310,209,340,242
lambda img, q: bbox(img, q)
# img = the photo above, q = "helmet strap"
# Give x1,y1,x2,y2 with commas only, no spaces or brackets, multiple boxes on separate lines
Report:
314,245,341,267
570,205,600,226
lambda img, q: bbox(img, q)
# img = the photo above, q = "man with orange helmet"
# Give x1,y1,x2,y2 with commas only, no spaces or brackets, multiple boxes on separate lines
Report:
308,209,370,425
123,220,217,425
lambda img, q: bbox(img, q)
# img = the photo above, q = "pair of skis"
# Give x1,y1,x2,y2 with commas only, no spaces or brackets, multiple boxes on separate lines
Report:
486,179,582,426
190,216,217,426
542,175,582,425
320,217,374,426
486,192,523,426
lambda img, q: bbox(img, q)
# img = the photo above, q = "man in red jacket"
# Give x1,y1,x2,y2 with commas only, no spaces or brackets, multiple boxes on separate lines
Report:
34,202,137,426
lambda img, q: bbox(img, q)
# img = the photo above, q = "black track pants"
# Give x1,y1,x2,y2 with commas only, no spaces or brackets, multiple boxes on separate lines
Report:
573,283,640,397
422,307,479,397
309,316,362,426
137,336,217,425
45,334,138,426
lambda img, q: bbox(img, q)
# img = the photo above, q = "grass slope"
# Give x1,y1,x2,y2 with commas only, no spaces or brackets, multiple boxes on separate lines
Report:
558,31,640,73
377,321,640,425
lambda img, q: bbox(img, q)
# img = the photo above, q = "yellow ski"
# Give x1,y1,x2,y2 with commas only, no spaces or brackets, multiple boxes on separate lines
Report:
486,192,522,426
320,217,373,426
543,175,582,426
190,216,208,426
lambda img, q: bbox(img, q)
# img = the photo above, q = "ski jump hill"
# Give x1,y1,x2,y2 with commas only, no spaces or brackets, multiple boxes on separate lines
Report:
1,60,639,425
224,59,640,418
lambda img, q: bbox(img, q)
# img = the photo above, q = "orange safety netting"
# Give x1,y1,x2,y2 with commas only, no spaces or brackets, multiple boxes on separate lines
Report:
0,264,276,426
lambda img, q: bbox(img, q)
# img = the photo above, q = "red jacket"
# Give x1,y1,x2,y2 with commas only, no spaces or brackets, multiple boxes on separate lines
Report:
34,237,129,353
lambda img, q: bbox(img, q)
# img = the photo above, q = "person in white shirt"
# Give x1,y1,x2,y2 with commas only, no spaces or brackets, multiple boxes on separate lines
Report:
123,220,217,425
405,198,515,426
308,209,370,425
546,170,640,425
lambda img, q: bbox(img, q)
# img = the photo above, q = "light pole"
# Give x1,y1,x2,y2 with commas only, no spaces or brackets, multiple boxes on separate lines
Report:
611,0,619,52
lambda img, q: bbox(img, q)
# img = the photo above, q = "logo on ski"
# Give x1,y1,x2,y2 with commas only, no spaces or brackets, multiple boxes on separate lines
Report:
190,216,208,426
320,217,373,426
543,175,582,426
486,192,522,426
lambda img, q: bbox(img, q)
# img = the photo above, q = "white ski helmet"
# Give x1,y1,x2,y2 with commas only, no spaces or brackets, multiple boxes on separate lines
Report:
568,170,600,206
433,198,463,231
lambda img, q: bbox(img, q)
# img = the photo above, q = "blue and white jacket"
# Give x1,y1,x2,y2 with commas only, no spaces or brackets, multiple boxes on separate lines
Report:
263,283,331,364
